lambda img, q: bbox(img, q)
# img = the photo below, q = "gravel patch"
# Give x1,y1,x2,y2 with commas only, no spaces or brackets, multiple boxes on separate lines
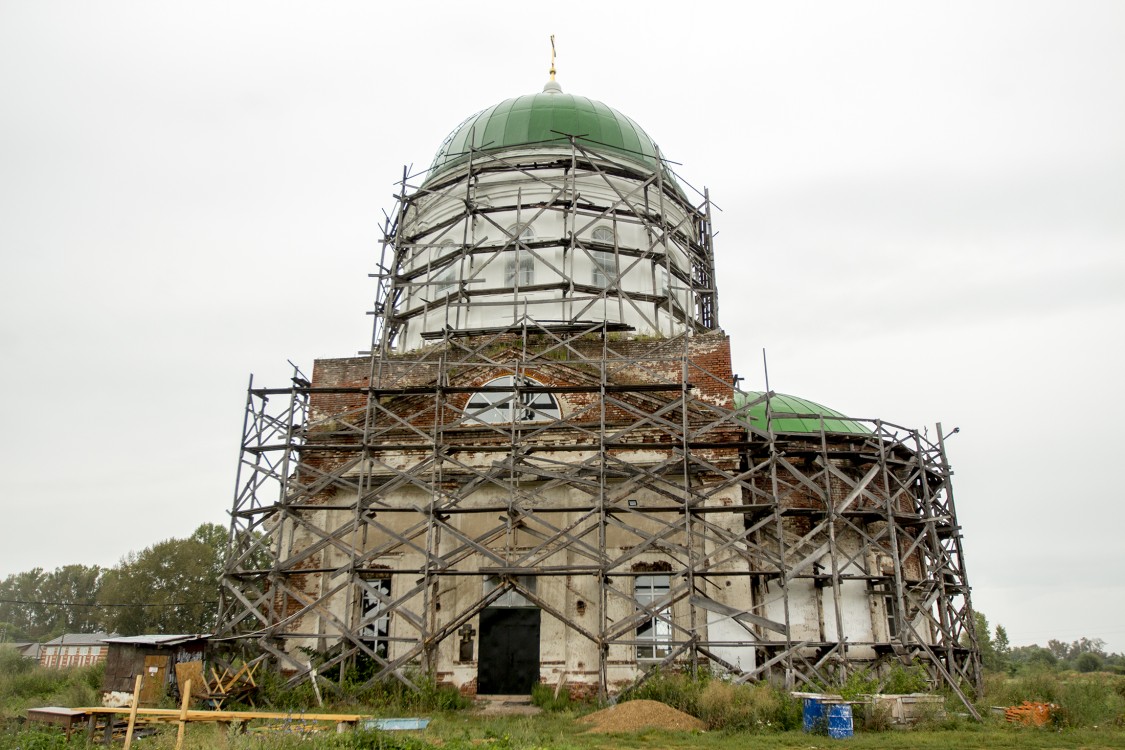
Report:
579,699,705,733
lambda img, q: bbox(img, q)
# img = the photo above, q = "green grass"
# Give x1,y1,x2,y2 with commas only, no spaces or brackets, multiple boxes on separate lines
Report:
4,650,1125,750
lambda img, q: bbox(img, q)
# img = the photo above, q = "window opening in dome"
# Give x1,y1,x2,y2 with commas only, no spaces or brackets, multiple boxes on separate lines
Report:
504,224,536,287
591,227,616,288
508,223,535,243
466,375,560,425
635,574,672,660
434,265,457,297
506,255,534,287
592,251,614,288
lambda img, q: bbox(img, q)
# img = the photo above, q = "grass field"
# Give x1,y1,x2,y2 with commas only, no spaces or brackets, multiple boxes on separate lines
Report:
4,709,1125,750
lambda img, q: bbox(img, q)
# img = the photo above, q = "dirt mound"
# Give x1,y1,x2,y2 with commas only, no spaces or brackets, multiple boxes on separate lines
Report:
579,699,705,733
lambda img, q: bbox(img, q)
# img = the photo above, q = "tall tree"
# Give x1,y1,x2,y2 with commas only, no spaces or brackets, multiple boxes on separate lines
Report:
0,565,104,639
0,568,48,639
970,611,999,670
40,565,104,635
992,624,1012,674
97,524,225,635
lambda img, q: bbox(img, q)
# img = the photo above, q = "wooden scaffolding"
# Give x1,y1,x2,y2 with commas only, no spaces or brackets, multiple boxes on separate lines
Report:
214,136,981,711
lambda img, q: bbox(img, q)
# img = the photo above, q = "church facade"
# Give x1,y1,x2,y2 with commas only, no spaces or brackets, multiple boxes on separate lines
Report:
217,76,981,704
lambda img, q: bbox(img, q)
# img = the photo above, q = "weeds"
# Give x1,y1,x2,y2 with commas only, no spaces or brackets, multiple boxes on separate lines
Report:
251,665,470,715
859,700,893,732
696,680,802,732
621,669,706,716
1053,677,1125,728
979,669,1125,729
620,669,802,733
529,683,574,712
834,664,929,700
0,651,101,720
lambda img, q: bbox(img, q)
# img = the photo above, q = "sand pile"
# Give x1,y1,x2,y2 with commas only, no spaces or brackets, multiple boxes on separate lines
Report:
579,699,706,733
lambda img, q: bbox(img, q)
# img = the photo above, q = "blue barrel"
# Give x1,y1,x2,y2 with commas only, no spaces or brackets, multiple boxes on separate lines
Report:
803,698,826,732
827,703,854,739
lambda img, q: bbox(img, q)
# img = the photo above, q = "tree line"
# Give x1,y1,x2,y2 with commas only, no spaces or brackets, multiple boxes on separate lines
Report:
4,527,1123,672
0,523,227,641
975,612,1125,675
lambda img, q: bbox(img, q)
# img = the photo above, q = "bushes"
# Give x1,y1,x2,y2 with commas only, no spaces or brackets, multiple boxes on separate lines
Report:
883,664,930,694
0,656,102,720
0,649,35,678
622,669,704,716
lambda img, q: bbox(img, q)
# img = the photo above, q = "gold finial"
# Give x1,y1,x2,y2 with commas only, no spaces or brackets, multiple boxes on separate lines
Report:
549,35,557,81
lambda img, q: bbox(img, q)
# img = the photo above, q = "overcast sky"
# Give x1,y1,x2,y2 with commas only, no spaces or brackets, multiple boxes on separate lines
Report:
1,1,1122,652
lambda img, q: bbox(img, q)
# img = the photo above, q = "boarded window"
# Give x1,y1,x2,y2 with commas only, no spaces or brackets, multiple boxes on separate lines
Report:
360,577,392,659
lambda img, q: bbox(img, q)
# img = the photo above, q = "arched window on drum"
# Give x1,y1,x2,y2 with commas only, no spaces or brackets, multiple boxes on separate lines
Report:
465,375,560,424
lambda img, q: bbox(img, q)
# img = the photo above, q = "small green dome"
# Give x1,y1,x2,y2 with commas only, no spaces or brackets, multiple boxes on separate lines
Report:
734,391,871,435
428,89,668,182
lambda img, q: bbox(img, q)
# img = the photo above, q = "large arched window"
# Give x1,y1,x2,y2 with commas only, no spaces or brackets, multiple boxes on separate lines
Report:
504,224,535,287
466,375,560,424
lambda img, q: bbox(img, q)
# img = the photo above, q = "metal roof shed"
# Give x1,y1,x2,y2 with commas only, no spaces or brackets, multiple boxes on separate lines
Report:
102,634,210,706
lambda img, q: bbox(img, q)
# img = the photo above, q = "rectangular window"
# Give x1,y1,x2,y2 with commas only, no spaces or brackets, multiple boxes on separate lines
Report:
883,594,899,639
483,575,536,607
505,252,535,287
360,577,392,660
434,265,457,297
635,574,672,660
592,251,614,288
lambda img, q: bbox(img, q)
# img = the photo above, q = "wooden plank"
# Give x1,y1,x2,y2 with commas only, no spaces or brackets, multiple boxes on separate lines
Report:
75,707,370,723
174,679,191,750
123,675,142,750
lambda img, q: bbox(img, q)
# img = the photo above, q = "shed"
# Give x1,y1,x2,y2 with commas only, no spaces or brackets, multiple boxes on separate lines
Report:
40,633,114,668
8,641,42,661
101,634,210,706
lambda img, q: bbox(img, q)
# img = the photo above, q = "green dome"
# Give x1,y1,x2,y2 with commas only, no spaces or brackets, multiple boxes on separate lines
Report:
428,90,668,182
734,391,871,435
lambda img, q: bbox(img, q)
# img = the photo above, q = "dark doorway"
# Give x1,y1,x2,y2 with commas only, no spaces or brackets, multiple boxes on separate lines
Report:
477,607,541,694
